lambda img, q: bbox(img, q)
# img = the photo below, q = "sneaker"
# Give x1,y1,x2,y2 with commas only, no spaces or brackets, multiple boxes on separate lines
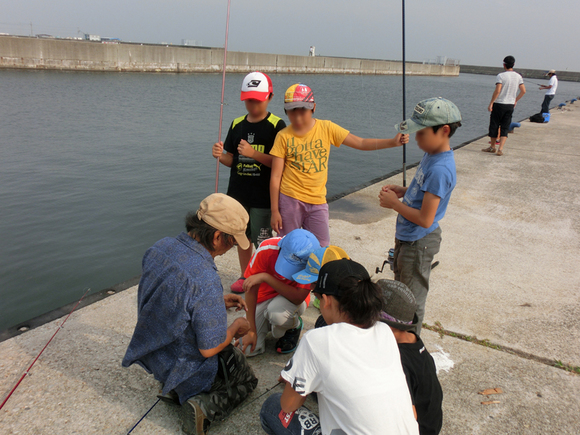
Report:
230,277,245,294
157,388,180,405
312,296,320,310
181,398,211,435
276,317,303,354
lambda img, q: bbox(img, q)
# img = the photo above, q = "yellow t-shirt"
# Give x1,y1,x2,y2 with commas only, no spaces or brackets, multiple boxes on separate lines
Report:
270,120,350,204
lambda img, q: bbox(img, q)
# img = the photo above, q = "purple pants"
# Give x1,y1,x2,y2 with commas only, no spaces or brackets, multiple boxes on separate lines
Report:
278,193,330,246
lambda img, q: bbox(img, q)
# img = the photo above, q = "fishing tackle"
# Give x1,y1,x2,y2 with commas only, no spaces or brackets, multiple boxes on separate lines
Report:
0,287,91,411
215,0,232,193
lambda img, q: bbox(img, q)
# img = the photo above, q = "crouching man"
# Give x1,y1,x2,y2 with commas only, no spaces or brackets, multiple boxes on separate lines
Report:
122,193,258,435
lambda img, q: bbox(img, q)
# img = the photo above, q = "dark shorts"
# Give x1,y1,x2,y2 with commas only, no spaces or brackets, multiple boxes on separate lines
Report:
489,103,515,138
244,207,272,248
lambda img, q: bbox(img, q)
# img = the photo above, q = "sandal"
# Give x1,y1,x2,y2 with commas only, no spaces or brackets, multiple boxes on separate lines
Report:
481,146,496,153
496,150,504,156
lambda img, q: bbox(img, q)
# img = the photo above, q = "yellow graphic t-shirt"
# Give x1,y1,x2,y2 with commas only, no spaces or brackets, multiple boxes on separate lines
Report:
270,120,350,204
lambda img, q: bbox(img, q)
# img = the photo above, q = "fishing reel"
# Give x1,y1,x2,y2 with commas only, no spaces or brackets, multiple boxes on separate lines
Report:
375,248,440,274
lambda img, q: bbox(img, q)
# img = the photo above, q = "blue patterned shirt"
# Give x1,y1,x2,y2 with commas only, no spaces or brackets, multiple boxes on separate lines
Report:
122,232,227,404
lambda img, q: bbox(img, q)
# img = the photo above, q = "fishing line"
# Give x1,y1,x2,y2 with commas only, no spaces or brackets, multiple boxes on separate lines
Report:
126,398,161,434
215,0,232,193
0,287,91,411
401,0,407,187
523,77,547,87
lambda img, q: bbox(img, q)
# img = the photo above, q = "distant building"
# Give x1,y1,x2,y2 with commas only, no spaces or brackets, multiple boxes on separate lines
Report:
309,46,315,57
182,39,199,46
84,34,101,42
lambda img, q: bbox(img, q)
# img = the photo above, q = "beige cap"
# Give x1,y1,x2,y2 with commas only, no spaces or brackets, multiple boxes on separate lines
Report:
197,193,250,250
546,69,556,76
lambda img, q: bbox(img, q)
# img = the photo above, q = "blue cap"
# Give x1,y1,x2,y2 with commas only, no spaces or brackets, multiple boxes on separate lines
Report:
395,97,462,134
275,229,321,280
292,245,350,284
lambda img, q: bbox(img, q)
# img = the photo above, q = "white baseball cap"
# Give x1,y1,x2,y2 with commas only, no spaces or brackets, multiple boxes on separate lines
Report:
241,72,273,102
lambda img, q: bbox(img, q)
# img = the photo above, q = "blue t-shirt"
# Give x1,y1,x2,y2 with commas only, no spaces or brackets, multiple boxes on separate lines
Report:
122,232,227,404
395,151,456,242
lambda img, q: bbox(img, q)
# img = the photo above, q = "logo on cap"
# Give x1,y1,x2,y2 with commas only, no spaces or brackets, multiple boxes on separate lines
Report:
399,121,408,131
247,80,261,88
414,104,425,115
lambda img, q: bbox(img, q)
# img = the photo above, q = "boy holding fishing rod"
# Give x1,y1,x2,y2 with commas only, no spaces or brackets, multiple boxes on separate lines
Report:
269,83,409,247
212,72,286,293
379,97,462,336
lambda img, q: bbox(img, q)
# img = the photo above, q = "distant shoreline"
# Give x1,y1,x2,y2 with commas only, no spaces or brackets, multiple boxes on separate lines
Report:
460,64,580,83
0,35,459,76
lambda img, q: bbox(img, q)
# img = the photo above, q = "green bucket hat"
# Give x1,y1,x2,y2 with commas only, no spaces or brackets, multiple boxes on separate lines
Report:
395,97,462,134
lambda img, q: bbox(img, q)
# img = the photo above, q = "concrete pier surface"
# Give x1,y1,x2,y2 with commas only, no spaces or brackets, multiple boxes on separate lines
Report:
1,105,580,434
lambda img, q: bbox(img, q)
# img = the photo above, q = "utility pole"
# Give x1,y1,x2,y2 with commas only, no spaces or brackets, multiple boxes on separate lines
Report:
30,22,33,37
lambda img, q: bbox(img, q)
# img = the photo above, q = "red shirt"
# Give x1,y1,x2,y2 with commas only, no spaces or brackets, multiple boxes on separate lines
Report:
244,237,310,304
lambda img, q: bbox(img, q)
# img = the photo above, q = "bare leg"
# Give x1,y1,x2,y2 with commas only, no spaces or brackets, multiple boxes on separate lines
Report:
237,244,254,276
498,136,507,152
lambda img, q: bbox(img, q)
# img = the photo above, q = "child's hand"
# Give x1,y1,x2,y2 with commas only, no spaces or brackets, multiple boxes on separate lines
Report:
238,140,255,158
379,188,400,209
212,141,224,158
382,184,406,198
271,211,283,234
243,273,268,291
395,133,409,145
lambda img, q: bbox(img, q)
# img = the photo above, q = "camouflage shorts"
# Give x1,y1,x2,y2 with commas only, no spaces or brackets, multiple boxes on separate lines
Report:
190,344,258,422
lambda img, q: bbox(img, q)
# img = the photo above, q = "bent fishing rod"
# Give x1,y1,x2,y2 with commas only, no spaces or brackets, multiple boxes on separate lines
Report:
0,287,91,411
215,0,232,193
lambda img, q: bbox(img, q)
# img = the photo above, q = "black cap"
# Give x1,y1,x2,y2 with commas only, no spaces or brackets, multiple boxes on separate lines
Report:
314,259,370,297
376,279,419,331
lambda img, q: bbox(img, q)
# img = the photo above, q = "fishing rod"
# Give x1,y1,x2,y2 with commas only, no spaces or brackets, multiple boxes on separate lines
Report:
215,0,232,193
0,287,91,411
126,398,161,434
523,78,548,87
401,0,407,187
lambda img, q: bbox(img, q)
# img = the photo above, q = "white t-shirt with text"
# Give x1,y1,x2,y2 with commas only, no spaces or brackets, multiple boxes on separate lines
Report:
546,75,558,95
281,322,419,435
495,70,524,104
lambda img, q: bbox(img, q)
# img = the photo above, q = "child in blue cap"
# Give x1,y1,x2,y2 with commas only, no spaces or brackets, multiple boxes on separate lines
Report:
237,229,320,356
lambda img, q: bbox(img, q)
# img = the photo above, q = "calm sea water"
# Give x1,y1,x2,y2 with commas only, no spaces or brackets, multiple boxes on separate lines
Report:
2,70,580,330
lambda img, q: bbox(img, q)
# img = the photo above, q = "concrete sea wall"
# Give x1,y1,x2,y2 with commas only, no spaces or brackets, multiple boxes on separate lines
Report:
461,64,580,82
0,36,459,76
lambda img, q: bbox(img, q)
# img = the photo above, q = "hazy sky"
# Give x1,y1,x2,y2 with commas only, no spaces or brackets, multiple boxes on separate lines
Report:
1,0,578,71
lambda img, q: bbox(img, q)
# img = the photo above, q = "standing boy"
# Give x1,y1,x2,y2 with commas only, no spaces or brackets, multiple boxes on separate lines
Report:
212,72,286,293
378,279,443,435
379,97,462,336
539,69,558,113
239,229,320,356
482,55,526,156
269,83,408,247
